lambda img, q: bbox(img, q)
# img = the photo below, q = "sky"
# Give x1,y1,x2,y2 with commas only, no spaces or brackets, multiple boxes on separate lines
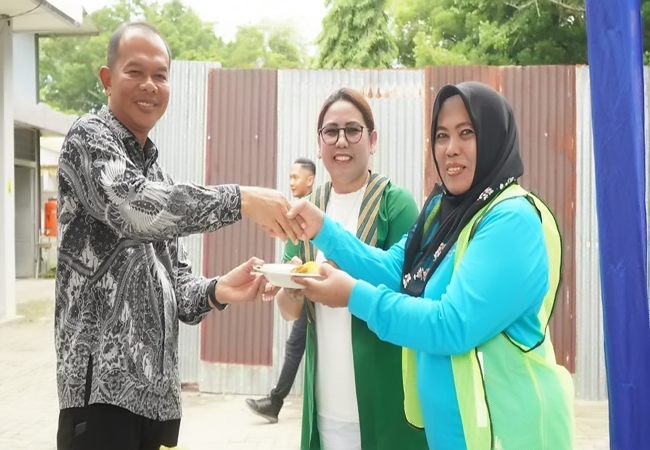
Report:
81,0,327,46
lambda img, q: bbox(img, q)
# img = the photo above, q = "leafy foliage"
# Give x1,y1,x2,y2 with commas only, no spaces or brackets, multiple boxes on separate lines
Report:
223,22,306,69
39,1,136,114
387,0,590,67
142,0,226,61
317,0,397,68
39,0,306,115
642,0,650,64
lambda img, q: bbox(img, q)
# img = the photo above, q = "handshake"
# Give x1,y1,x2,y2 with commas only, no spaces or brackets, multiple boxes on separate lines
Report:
212,187,353,311
239,186,324,244
209,186,326,309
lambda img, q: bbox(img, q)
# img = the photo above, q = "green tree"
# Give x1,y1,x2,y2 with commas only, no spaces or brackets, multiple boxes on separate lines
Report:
265,23,305,68
39,0,226,115
142,0,226,61
317,0,397,68
642,0,650,64
39,0,136,114
496,0,587,65
221,22,305,69
40,0,308,114
223,26,267,68
387,0,589,67
387,0,434,67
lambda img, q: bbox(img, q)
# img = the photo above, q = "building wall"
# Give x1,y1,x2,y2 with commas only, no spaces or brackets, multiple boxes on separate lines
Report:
12,33,37,103
501,66,577,373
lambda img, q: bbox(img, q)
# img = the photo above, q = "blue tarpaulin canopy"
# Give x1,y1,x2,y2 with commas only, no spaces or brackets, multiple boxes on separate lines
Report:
585,1,650,448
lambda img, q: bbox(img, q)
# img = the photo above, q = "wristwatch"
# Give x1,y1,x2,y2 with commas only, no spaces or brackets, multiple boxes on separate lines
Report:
208,277,229,311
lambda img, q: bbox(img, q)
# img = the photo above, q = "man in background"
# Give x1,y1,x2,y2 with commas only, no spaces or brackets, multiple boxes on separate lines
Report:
245,157,316,423
289,157,315,200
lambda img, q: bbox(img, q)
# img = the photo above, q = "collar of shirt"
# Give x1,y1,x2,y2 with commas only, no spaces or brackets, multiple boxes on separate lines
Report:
98,106,160,174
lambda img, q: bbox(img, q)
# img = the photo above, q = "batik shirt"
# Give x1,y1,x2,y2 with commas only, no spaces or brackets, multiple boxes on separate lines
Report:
55,106,240,420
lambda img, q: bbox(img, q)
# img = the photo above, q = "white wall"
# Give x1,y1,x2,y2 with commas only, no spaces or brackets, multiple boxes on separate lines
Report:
1,19,17,320
12,33,37,103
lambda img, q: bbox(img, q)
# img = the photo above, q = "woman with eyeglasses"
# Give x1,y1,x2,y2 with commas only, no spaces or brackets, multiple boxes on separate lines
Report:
288,82,574,450
275,88,428,450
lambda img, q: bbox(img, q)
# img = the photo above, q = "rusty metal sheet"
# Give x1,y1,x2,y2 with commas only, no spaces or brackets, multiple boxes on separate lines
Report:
201,69,278,372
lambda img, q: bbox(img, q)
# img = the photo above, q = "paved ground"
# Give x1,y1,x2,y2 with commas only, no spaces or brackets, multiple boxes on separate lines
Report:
0,279,609,449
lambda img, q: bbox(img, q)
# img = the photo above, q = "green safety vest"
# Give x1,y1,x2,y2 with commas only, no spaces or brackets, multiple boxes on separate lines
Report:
402,184,574,449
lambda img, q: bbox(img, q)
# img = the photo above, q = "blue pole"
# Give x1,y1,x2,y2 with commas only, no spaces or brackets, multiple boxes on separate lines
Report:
585,1,650,448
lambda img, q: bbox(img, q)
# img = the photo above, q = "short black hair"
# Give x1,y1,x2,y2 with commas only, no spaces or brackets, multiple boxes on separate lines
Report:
294,157,316,176
107,22,172,68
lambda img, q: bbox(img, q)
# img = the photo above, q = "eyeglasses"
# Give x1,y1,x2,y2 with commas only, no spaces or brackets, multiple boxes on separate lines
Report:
318,124,366,145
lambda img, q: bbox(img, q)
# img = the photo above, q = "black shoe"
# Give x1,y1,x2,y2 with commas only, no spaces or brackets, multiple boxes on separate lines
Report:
245,396,281,423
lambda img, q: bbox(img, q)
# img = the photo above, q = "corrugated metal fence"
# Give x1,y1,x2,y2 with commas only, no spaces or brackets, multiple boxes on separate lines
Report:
200,69,279,393
161,63,620,400
574,67,607,400
149,60,221,385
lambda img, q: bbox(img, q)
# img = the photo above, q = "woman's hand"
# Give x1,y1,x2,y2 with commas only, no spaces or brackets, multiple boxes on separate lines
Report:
287,199,325,241
273,257,306,320
291,263,355,308
262,283,281,302
262,256,303,302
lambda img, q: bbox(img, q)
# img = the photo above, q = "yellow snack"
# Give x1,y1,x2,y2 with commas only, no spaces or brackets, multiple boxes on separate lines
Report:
290,261,321,274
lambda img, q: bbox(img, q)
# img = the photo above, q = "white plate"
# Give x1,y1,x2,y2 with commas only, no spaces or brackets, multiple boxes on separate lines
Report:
253,263,323,289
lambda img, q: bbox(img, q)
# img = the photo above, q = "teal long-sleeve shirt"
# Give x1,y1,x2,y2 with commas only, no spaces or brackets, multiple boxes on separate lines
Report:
312,195,550,449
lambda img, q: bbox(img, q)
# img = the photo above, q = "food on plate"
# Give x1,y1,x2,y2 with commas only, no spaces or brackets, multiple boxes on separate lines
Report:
290,261,321,274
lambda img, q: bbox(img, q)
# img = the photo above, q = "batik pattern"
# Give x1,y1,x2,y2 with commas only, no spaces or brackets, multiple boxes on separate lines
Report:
55,107,240,420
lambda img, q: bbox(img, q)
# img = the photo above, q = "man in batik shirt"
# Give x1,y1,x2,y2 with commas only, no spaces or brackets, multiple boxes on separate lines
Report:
55,22,301,450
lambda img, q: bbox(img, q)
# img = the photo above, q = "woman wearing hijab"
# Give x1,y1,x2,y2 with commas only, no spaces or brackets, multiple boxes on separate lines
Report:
288,82,574,449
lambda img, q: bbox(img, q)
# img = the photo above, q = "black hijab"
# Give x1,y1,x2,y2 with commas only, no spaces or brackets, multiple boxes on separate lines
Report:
401,82,524,296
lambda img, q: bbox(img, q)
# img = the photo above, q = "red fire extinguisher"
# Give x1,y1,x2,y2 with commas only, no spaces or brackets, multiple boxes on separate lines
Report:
44,198,57,237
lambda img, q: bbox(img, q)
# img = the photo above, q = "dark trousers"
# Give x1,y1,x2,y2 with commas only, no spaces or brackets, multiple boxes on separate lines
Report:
57,404,181,450
269,309,307,406
57,356,180,450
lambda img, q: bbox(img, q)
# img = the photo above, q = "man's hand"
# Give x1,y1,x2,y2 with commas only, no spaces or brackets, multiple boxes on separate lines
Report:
291,263,354,308
287,199,324,241
240,186,304,243
214,257,269,305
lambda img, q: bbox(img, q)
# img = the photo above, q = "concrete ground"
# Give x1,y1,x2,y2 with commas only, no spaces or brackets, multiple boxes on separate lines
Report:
0,279,609,449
